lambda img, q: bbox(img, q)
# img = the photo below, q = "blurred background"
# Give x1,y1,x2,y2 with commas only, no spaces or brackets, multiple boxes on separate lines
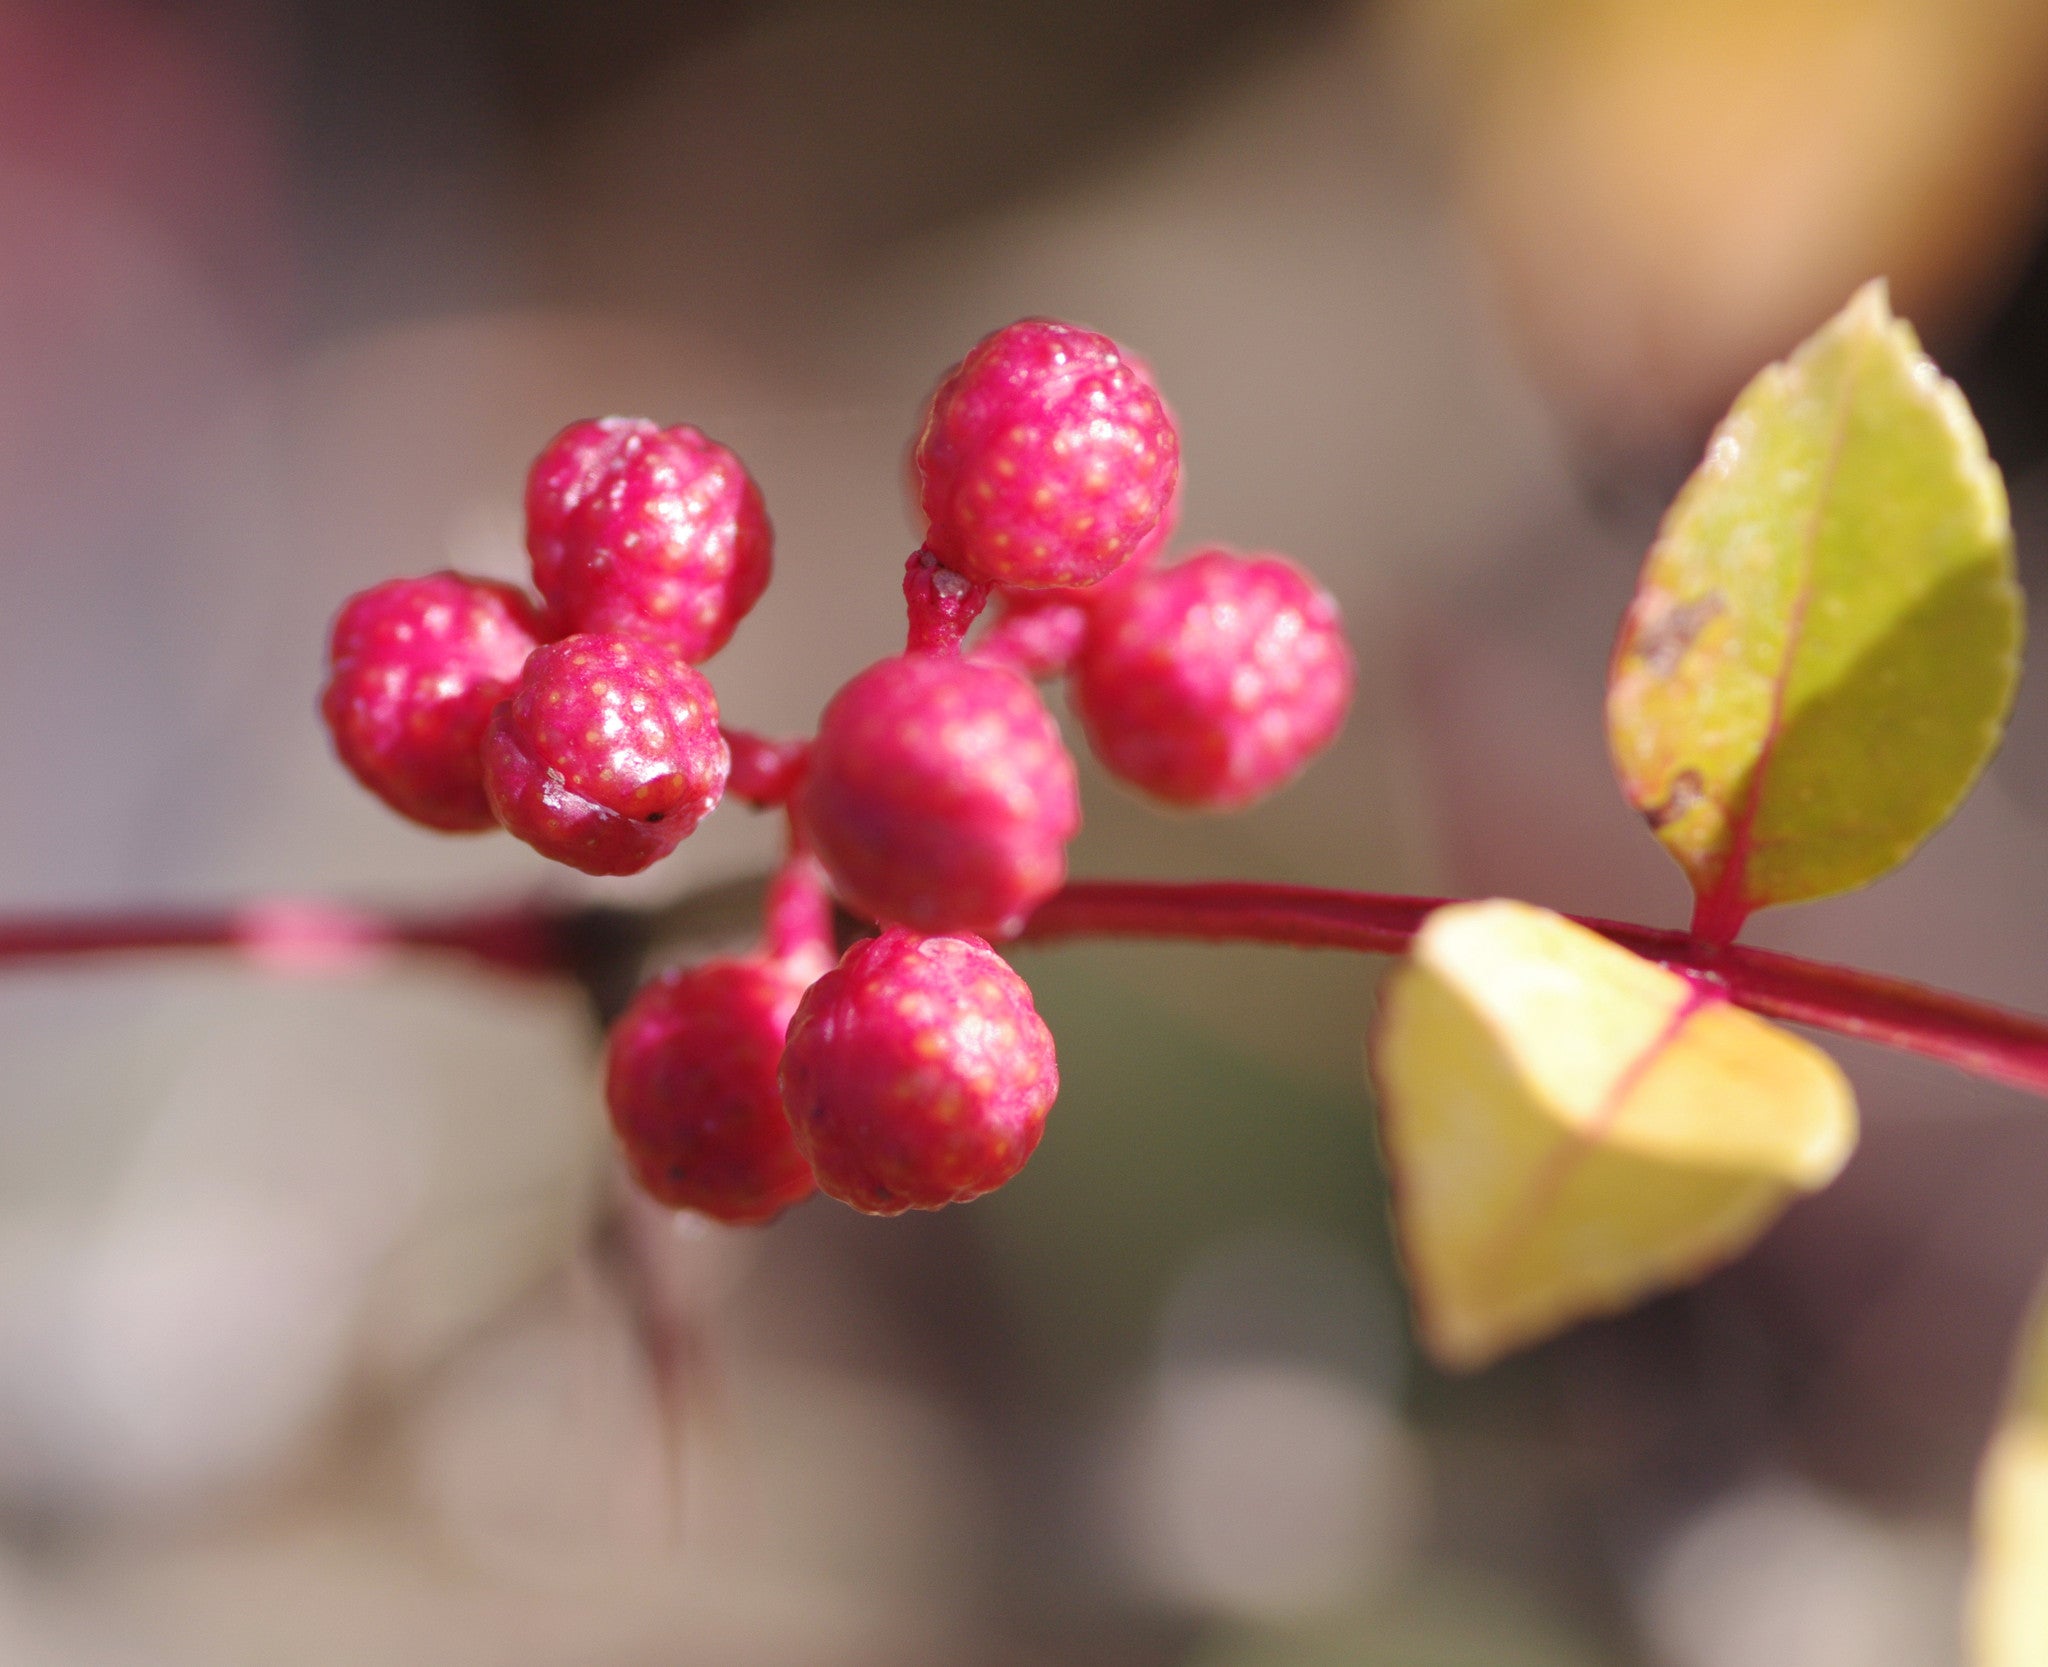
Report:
5,0,2048,1661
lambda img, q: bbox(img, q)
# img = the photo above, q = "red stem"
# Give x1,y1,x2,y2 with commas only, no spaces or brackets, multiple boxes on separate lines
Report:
0,901,563,978
1021,881,2048,1100
6,880,2048,1101
970,596,1091,680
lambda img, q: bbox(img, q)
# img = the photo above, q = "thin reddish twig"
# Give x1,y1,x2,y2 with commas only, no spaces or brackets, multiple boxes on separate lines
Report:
1021,881,2048,1099
5,879,2048,1101
0,901,563,978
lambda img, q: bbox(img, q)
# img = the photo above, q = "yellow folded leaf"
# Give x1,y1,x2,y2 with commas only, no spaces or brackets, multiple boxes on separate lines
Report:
1971,1276,2048,1666
1370,900,1857,1370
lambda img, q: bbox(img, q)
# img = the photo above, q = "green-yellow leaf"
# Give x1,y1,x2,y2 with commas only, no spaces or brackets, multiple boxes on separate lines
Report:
1607,280,2021,937
1370,900,1856,1370
1971,1274,2048,1666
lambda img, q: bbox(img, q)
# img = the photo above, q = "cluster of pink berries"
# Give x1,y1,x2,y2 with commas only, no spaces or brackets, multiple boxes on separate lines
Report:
322,320,1354,1222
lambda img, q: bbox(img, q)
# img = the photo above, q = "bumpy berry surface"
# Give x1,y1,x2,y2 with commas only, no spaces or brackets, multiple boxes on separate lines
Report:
913,319,1179,591
606,956,823,1224
969,473,1182,676
525,417,771,661
482,633,729,875
1074,549,1354,810
780,927,1057,1214
322,571,543,831
1025,465,1181,609
797,653,1079,937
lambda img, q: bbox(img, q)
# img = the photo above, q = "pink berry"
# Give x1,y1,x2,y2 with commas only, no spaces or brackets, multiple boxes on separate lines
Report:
1023,463,1182,608
482,633,729,875
321,571,543,831
968,473,1181,677
606,956,822,1224
913,319,1179,591
524,417,771,661
797,653,1079,937
1073,549,1354,810
780,927,1057,1214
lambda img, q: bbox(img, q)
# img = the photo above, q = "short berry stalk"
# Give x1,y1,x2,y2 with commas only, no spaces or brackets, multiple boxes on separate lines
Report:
761,842,835,968
723,729,811,808
903,549,990,655
970,595,1091,681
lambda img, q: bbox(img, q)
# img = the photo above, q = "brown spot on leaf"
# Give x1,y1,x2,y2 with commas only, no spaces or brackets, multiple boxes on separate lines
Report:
1631,593,1725,677
1645,770,1704,830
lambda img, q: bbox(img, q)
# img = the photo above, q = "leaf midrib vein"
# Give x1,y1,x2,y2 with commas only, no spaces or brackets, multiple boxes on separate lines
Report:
1470,981,1723,1293
1710,339,1867,923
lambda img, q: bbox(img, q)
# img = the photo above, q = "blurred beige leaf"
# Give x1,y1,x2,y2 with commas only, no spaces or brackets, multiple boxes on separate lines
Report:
1972,1274,2048,1665
1400,0,2048,435
1370,900,1856,1368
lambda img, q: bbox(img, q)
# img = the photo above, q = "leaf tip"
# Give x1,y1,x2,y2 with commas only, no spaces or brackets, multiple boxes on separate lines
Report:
1844,274,1894,329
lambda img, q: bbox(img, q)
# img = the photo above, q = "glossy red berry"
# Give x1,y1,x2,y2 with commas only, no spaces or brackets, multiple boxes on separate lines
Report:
1073,549,1354,810
970,477,1175,676
1022,464,1182,609
321,571,543,831
780,927,1057,1214
482,633,729,875
525,417,771,662
606,956,825,1224
797,653,1079,938
913,319,1179,591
